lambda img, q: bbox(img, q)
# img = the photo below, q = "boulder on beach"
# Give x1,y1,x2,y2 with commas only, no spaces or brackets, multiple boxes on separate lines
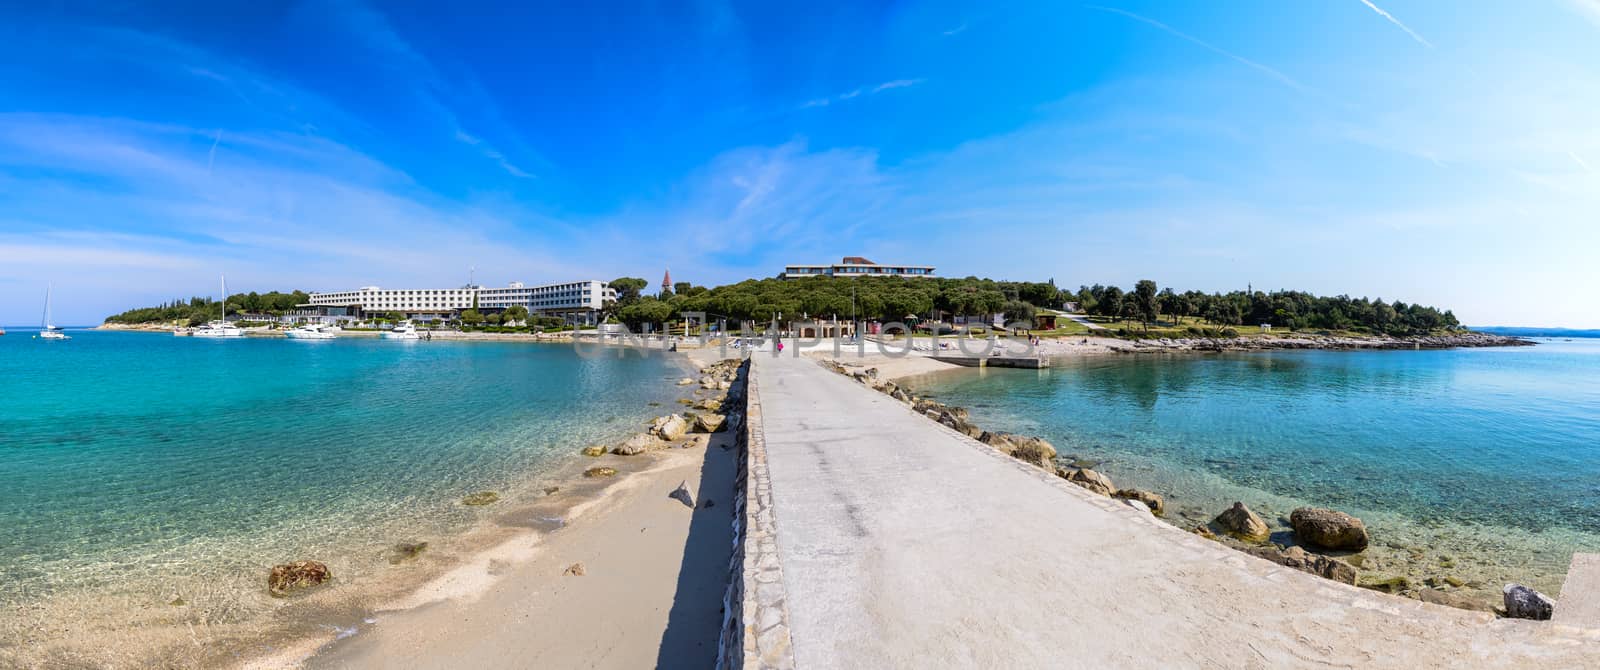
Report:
584,466,618,478
1290,507,1369,551
676,378,695,386
693,413,728,433
564,562,586,577
1247,545,1357,585
978,432,1057,461
1058,467,1115,496
613,433,662,456
580,446,607,457
669,480,695,508
268,560,331,597
694,398,723,412
1502,583,1555,620
1113,489,1166,517
461,491,500,506
1214,502,1271,543
650,414,690,441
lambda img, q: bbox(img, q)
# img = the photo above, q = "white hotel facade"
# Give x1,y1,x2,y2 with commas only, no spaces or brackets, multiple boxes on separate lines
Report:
306,280,616,325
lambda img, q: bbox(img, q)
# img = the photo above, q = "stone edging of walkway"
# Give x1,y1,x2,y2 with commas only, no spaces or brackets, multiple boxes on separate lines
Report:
715,361,797,670
831,359,1600,645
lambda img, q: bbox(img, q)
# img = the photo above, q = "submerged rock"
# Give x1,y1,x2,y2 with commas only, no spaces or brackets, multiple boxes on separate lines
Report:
1214,502,1270,543
581,446,607,457
1290,507,1369,551
1360,574,1410,594
650,414,690,441
564,562,586,577
461,491,500,506
1502,583,1555,620
390,542,429,564
1418,588,1490,612
583,466,618,478
676,378,695,386
669,480,695,508
1113,489,1166,517
268,560,331,597
1058,467,1115,496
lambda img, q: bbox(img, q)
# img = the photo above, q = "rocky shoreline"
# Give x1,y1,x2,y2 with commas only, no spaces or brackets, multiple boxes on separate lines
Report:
1108,331,1533,353
819,358,1561,620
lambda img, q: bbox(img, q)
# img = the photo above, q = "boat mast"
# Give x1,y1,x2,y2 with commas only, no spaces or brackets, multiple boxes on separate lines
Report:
42,283,51,329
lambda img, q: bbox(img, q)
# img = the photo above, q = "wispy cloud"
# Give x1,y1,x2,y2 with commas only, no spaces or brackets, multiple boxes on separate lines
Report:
206,130,222,174
942,22,968,37
1357,0,1434,48
1569,150,1595,173
800,78,924,108
334,1,539,179
1085,6,1312,95
1568,0,1600,28
874,79,924,93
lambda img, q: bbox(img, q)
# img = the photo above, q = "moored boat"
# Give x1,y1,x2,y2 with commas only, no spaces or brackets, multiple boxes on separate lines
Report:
382,321,421,340
285,324,339,340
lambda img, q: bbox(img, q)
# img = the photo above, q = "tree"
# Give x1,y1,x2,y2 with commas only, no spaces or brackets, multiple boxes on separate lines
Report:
1132,280,1160,329
460,309,484,326
673,281,692,296
1096,286,1124,319
385,311,405,323
487,313,504,325
1002,300,1037,327
504,305,529,325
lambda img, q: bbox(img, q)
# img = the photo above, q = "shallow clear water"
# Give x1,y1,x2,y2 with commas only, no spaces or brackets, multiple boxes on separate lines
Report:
0,331,683,602
901,339,1600,595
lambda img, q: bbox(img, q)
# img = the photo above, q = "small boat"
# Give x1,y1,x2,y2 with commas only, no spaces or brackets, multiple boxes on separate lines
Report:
192,275,243,338
382,321,421,340
38,284,69,340
285,324,339,340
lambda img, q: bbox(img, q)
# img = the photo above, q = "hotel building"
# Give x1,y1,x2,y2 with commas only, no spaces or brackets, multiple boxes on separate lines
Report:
781,256,936,279
306,280,616,324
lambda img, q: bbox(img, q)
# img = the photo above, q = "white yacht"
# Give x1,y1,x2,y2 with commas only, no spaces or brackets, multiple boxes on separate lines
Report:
192,275,243,338
382,321,421,340
285,324,339,340
38,284,69,340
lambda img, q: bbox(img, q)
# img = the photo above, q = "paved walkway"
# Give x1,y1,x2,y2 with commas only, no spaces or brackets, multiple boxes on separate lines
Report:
751,353,1600,669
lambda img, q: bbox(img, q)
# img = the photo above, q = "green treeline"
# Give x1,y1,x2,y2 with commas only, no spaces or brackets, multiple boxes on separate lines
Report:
606,275,1461,337
605,276,1059,329
104,291,310,325
1073,283,1460,335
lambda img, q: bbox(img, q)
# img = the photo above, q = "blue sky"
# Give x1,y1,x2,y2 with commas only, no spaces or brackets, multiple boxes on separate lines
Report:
2,1,1599,327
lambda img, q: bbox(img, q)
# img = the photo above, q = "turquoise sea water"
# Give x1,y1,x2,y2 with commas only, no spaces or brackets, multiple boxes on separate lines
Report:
901,339,1600,596
0,330,683,619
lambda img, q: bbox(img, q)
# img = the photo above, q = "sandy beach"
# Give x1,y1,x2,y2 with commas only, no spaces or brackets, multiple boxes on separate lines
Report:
296,439,738,669
251,357,745,669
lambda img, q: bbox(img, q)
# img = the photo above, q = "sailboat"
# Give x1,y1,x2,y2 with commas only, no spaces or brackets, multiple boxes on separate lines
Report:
192,275,244,338
38,284,69,340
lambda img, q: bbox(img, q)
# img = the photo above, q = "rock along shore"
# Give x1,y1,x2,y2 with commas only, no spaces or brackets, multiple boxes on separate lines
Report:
1108,331,1532,353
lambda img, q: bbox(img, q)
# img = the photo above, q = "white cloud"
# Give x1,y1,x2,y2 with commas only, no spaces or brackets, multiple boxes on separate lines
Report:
1357,0,1434,48
800,78,924,109
0,114,577,324
942,23,968,37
